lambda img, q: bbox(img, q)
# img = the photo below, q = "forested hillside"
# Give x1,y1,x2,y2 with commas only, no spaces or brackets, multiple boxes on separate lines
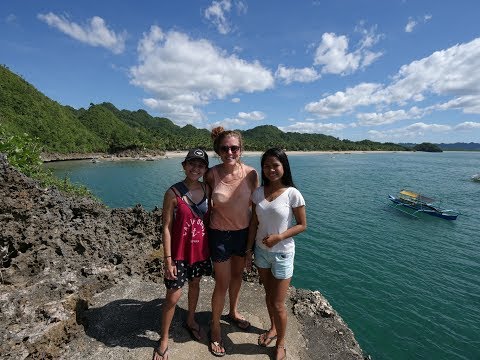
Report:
0,65,408,154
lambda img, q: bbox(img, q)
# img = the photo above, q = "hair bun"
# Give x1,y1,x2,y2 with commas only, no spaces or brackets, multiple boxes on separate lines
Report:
211,126,225,140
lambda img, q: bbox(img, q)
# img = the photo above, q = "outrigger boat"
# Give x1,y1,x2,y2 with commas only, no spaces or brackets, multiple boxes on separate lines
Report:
388,189,458,220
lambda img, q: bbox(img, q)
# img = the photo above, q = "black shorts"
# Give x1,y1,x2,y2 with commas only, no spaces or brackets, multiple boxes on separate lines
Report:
208,228,248,262
164,259,212,290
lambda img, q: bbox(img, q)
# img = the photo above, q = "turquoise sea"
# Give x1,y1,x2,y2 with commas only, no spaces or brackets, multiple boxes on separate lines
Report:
46,151,480,360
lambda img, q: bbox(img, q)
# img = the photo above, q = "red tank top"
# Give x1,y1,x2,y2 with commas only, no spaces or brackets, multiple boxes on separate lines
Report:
171,195,210,265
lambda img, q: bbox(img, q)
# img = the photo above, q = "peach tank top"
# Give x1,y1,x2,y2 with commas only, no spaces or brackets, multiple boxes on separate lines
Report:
209,164,253,231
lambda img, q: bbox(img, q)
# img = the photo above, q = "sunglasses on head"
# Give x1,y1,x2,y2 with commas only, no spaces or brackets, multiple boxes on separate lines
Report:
220,145,240,153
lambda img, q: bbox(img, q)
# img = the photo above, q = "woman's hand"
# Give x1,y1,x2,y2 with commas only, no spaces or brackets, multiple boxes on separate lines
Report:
262,234,281,248
245,250,254,271
164,260,177,280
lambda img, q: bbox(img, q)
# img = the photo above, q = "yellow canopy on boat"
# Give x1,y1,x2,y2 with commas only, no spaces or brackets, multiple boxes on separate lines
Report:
400,189,434,203
400,190,419,198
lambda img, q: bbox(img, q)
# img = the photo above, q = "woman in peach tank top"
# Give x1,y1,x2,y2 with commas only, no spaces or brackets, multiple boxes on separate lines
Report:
205,126,258,357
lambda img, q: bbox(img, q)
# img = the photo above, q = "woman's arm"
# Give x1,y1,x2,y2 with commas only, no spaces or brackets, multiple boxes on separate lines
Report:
248,167,259,190
246,203,258,270
203,181,212,228
204,168,215,213
263,205,307,248
162,188,177,279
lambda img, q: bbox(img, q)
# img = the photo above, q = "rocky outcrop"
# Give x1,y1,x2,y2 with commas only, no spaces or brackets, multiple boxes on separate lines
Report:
41,149,166,162
0,154,366,359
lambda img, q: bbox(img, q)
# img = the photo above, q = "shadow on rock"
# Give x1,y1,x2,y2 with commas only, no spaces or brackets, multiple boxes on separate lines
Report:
79,297,215,349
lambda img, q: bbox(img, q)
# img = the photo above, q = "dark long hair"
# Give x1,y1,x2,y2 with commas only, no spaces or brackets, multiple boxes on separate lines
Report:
260,148,296,188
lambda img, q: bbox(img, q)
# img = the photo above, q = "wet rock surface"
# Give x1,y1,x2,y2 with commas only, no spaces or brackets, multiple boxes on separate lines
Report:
0,154,366,359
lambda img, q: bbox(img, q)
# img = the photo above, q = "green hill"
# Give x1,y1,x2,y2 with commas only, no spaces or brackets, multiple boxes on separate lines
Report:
0,65,408,154
0,65,106,153
78,104,149,152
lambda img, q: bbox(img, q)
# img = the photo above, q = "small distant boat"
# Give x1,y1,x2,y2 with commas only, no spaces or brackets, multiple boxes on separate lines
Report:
388,189,458,220
471,174,480,182
91,158,99,163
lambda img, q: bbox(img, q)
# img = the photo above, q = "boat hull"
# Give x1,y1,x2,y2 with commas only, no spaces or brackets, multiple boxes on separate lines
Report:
388,195,458,220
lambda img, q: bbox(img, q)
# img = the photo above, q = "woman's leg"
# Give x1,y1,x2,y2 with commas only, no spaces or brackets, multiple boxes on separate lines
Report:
271,276,291,360
157,287,182,358
228,255,246,319
210,260,231,352
258,267,277,340
186,277,201,331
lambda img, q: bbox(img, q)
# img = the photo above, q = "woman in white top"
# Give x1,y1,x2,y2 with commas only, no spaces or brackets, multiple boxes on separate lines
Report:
247,148,307,360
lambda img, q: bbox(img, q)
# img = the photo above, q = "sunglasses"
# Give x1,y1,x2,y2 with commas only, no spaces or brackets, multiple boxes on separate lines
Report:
220,145,240,153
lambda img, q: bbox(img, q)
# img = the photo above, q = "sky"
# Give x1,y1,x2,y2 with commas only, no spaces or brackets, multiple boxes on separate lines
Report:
1,0,480,144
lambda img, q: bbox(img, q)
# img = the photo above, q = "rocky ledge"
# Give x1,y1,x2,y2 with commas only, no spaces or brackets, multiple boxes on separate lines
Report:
0,154,367,359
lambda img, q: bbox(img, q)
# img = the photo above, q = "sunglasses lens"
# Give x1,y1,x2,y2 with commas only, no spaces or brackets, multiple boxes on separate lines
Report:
221,146,240,153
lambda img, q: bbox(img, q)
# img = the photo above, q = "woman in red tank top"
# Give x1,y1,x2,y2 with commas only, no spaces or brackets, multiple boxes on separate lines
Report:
153,149,212,360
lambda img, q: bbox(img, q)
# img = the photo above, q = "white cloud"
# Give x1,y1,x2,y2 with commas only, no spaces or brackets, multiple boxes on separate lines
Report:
130,26,274,125
405,18,417,33
305,37,480,121
434,95,480,114
313,25,383,75
5,14,16,24
231,97,241,103
454,121,480,130
238,111,265,121
368,122,452,141
236,1,248,15
275,65,320,84
37,13,126,54
405,14,432,33
356,106,425,126
305,83,383,118
204,0,233,34
209,117,247,129
279,121,347,134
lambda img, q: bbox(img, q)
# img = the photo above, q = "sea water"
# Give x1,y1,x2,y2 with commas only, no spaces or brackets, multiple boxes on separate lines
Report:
46,151,480,360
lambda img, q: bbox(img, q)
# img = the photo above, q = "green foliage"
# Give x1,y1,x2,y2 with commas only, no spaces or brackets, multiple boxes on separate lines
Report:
413,142,443,152
0,124,91,197
0,124,43,176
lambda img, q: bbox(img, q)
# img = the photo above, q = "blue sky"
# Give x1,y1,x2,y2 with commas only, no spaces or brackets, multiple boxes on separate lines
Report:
1,0,480,143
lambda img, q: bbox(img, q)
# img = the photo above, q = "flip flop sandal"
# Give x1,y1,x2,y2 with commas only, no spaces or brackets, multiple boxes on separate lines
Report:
183,323,203,342
209,340,226,357
152,346,168,360
258,332,277,347
227,314,251,330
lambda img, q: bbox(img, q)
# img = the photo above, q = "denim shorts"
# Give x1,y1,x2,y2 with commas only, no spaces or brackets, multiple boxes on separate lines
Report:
208,228,248,262
254,246,295,280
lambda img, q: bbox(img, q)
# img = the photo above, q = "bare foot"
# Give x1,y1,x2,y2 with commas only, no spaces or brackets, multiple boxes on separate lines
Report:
275,343,287,360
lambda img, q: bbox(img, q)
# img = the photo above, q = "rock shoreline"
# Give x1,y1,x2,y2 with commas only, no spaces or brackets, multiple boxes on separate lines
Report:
41,149,167,162
0,154,367,359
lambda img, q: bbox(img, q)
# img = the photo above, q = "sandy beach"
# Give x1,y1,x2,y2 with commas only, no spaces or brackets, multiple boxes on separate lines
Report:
41,150,399,162
159,150,396,159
